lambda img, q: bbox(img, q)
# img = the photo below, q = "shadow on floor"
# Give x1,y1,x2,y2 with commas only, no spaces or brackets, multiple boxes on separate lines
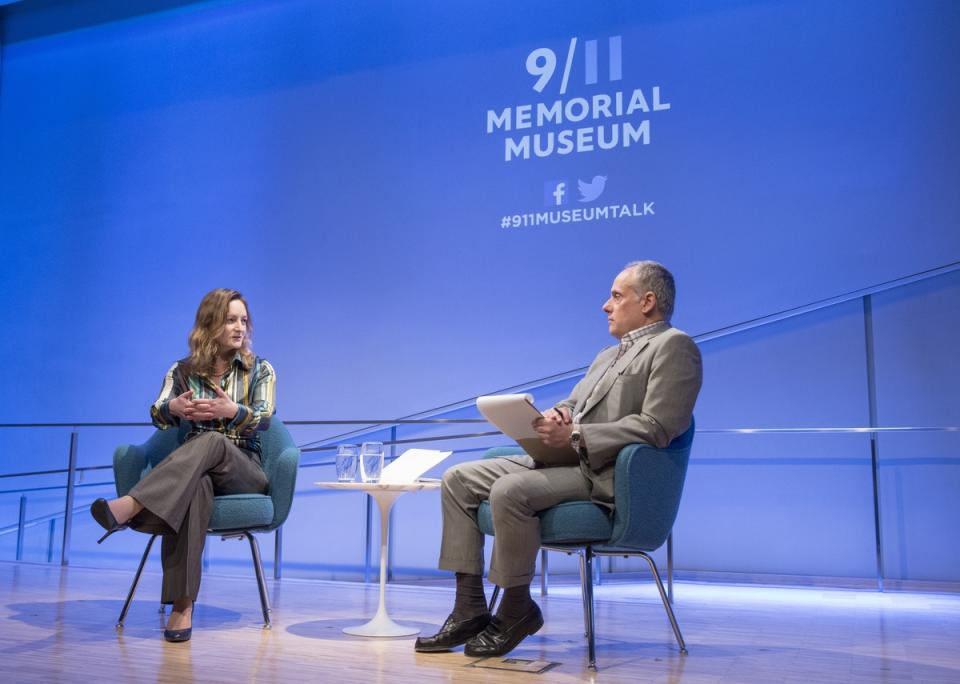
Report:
2,599,244,652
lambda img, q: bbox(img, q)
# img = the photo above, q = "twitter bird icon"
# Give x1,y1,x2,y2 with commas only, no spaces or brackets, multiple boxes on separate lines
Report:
578,175,607,202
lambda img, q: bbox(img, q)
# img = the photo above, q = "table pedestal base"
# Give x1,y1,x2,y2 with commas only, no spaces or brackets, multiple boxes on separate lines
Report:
342,488,421,637
343,606,420,637
315,482,441,639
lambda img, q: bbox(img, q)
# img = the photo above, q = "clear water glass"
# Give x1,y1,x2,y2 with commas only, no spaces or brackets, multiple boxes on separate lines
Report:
335,444,359,482
359,441,385,483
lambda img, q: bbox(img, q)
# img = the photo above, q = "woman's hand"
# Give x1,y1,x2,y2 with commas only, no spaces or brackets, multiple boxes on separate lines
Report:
189,386,239,421
168,390,194,419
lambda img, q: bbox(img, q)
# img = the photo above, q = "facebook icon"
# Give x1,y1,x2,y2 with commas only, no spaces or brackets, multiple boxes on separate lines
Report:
544,180,568,207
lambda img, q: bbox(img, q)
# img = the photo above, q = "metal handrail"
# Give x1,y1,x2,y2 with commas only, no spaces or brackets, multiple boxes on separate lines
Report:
0,418,489,429
0,484,385,538
0,425,954,480
0,480,114,496
695,426,960,434
300,429,501,452
0,427,506,482
0,502,88,537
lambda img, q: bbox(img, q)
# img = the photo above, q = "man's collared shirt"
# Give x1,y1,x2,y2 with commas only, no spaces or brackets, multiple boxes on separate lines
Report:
151,353,276,455
614,320,668,362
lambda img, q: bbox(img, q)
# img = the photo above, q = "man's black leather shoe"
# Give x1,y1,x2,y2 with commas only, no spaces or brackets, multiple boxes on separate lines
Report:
464,604,544,658
414,613,491,652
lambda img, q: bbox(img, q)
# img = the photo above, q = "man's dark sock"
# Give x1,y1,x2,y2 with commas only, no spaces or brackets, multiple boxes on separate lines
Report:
452,573,488,621
496,583,536,623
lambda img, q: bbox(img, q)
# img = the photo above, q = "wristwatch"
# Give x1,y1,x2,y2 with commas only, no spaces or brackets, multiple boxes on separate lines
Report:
570,429,582,453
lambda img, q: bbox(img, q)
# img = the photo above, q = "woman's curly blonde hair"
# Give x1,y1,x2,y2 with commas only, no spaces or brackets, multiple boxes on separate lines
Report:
187,288,254,377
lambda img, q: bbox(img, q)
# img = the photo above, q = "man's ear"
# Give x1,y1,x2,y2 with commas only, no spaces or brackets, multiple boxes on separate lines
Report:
641,291,658,314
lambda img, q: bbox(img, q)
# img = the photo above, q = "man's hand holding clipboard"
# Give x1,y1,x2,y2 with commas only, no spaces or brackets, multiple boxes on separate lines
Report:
533,405,574,448
476,395,580,466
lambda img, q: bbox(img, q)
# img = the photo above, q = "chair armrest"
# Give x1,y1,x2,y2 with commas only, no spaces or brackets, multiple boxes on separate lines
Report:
142,427,183,467
482,446,526,459
607,441,691,552
113,444,146,497
113,428,182,496
267,446,300,530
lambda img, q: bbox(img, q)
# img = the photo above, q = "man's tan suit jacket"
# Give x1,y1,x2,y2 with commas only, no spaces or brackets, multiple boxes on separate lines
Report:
555,321,702,507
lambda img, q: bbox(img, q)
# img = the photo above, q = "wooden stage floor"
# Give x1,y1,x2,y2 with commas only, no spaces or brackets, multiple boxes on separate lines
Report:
1,561,958,683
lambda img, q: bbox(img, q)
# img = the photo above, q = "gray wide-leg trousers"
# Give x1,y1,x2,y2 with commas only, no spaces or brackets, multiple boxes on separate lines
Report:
128,431,268,604
438,456,593,588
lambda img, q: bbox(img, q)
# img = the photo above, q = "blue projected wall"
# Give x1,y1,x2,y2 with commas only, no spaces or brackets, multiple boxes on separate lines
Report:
1,0,957,424
1,0,958,584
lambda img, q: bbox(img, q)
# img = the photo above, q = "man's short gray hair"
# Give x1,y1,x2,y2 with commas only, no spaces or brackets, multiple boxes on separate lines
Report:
624,260,676,321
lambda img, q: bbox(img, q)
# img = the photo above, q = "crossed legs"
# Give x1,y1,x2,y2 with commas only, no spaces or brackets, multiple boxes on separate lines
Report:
94,431,268,639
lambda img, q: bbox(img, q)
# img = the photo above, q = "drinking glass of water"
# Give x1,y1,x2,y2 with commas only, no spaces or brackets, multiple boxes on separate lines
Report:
335,444,359,482
359,441,385,483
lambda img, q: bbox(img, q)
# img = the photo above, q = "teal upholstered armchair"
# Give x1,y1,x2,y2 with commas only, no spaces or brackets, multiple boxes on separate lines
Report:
112,418,300,629
477,418,695,669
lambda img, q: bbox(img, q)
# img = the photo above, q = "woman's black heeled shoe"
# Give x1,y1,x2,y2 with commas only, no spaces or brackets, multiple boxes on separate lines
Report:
90,498,128,543
163,627,192,643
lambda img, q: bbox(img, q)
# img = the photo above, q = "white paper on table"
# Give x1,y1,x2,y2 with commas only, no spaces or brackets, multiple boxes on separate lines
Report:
379,448,452,484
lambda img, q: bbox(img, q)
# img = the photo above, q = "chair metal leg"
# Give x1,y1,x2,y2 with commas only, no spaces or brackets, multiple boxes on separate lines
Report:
273,527,283,581
667,530,674,604
243,531,272,628
488,584,500,613
540,548,548,596
582,547,597,670
117,534,158,629
576,550,590,637
639,551,687,654
488,539,501,612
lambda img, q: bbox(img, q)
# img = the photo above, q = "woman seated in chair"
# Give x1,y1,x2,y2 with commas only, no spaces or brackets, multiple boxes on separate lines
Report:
90,288,276,643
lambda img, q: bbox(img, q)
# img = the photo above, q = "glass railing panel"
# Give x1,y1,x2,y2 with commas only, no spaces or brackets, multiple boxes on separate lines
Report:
876,430,960,583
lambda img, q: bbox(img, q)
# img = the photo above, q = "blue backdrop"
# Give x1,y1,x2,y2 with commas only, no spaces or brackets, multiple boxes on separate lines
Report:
2,0,957,423
1,0,959,583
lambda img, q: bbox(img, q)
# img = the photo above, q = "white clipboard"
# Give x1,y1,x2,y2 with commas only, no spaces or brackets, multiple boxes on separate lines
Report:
476,394,579,466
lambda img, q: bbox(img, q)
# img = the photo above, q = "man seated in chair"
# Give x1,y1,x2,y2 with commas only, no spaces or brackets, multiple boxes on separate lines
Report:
415,260,702,658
